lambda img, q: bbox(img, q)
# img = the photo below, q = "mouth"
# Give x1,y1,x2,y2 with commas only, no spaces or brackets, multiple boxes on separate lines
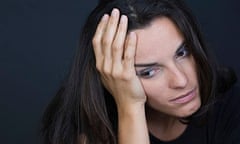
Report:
169,88,197,104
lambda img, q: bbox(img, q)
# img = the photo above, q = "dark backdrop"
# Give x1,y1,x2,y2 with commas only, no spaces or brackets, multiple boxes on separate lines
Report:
0,0,239,144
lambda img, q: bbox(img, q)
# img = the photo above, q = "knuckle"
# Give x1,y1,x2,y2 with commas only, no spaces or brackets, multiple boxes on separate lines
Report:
95,58,104,72
124,54,132,60
111,69,121,78
109,18,115,25
102,64,111,75
112,42,120,51
102,37,110,46
114,68,133,81
122,72,132,81
92,37,100,47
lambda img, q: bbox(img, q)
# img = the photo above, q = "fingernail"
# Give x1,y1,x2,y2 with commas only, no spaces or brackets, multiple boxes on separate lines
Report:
101,14,108,21
120,15,127,23
111,8,119,17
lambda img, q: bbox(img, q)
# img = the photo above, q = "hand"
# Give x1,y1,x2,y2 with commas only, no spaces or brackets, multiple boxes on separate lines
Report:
92,8,146,109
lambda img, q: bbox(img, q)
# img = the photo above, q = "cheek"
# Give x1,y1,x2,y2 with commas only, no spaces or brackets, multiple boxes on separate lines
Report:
142,80,173,115
179,55,198,83
141,79,169,103
185,58,198,83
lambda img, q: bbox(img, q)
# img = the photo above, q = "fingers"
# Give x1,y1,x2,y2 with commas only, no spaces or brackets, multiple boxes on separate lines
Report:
124,32,137,72
102,8,120,62
93,8,121,73
92,14,109,69
112,15,128,69
93,8,136,78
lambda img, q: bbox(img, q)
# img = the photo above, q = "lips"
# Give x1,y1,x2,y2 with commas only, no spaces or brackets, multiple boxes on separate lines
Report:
169,88,197,104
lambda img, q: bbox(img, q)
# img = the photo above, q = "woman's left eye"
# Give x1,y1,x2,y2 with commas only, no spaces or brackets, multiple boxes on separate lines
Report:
176,45,190,59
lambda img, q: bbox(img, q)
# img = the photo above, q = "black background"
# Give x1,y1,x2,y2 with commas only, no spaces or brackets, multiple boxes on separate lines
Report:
0,0,239,144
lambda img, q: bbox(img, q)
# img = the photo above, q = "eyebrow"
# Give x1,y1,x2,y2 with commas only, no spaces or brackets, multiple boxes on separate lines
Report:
134,41,185,68
134,62,160,67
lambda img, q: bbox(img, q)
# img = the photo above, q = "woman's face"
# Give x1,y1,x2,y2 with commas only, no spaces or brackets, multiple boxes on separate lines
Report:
134,17,201,118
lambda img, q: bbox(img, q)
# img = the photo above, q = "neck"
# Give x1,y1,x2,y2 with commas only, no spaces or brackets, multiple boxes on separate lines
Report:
146,106,187,142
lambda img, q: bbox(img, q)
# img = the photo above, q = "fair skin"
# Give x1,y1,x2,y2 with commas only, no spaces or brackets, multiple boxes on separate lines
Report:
135,16,201,141
92,8,201,144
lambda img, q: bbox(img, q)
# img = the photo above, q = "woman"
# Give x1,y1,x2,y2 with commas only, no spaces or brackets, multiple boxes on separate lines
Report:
41,0,239,144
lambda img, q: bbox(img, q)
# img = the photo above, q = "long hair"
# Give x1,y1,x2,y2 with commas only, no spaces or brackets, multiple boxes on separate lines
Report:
40,0,237,144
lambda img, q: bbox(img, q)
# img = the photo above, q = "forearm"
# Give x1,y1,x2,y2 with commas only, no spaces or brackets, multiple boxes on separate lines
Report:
118,103,150,144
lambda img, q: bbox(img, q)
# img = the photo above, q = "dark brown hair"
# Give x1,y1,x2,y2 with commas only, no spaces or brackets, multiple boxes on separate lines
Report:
40,0,237,144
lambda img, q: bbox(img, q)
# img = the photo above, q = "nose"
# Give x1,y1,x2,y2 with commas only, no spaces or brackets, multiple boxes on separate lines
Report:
168,65,188,89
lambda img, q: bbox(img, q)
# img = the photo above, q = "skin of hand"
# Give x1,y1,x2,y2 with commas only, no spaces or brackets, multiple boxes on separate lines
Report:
92,8,146,110
92,8,150,144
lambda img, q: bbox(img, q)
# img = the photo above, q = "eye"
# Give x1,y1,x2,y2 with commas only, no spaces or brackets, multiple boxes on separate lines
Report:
136,67,160,79
176,44,190,59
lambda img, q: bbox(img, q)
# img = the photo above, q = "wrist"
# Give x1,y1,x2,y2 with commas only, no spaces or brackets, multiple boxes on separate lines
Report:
117,102,150,144
117,102,146,119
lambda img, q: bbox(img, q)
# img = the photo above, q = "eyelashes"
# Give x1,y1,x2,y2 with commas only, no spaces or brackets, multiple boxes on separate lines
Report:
136,67,161,79
175,43,190,59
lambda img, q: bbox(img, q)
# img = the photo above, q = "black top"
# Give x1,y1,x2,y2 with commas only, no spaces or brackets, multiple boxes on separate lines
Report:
150,84,240,144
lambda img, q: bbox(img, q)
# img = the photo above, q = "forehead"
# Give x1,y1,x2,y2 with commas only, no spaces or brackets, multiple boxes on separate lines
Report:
133,17,184,63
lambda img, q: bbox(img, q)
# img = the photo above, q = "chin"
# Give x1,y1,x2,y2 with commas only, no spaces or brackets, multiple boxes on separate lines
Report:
178,97,201,118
